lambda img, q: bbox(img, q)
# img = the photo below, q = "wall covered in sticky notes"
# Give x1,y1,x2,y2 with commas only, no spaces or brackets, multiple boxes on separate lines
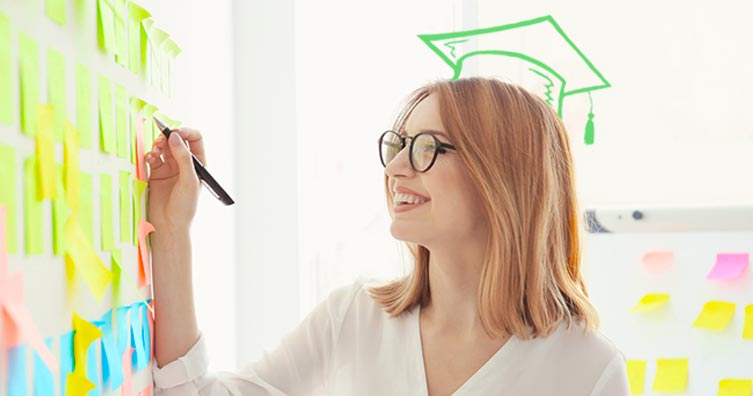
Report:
0,0,180,394
583,232,753,395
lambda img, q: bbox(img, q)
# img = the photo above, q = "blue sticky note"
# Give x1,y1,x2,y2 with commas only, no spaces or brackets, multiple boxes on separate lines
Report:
8,343,28,396
33,338,54,396
129,303,147,370
87,320,104,396
99,310,124,389
60,331,74,395
115,306,130,354
141,303,151,364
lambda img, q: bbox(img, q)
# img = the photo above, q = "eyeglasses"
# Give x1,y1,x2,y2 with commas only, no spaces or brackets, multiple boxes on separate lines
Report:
378,130,457,173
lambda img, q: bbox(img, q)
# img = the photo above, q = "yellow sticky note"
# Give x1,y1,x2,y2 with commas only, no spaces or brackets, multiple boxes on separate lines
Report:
35,104,57,200
76,63,93,149
693,301,736,331
0,13,12,125
47,47,66,142
24,157,44,255
71,313,103,373
629,293,669,313
63,121,80,211
100,173,114,251
742,304,753,340
79,172,93,242
65,218,114,303
65,372,95,396
652,358,688,393
719,379,753,396
0,143,18,253
52,164,68,256
99,75,115,154
45,0,66,26
119,171,131,243
19,33,40,136
626,360,646,395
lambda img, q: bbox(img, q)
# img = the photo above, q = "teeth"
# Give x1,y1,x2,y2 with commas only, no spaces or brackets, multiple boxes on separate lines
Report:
395,192,425,205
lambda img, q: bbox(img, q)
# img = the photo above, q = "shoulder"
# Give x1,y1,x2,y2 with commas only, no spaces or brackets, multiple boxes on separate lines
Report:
541,322,624,365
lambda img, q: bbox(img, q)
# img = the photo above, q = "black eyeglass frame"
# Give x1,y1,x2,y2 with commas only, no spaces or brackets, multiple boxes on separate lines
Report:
378,130,457,173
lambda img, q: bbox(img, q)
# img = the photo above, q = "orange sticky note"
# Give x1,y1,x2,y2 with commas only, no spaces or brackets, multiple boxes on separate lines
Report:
121,347,134,395
137,220,155,287
629,293,669,313
693,301,736,331
719,379,753,396
35,104,57,199
744,304,753,340
64,217,114,303
626,360,646,395
652,358,688,393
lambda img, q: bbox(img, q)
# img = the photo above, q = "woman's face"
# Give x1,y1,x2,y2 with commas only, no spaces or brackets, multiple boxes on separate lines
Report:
385,94,489,248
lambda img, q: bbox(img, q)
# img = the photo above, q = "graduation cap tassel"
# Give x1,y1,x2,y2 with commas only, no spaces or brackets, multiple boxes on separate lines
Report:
584,92,595,145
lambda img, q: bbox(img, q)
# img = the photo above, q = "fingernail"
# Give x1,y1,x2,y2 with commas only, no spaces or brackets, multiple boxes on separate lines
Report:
170,132,181,146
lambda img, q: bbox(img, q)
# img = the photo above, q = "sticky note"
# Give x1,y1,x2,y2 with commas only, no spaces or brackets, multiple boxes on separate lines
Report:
99,312,125,389
137,220,155,287
134,114,146,181
115,84,129,158
127,2,150,75
8,343,28,395
119,171,131,243
79,171,93,242
0,143,18,254
33,338,55,396
130,303,147,370
96,0,115,52
65,217,114,303
121,347,134,396
47,47,66,142
132,179,146,245
72,313,103,372
101,173,114,251
0,205,8,274
65,372,96,395
626,360,645,395
35,104,58,200
708,253,749,280
719,379,753,396
52,165,68,256
60,331,74,395
652,358,688,392
113,1,127,66
692,300,736,331
99,74,115,154
114,306,129,353
142,104,158,143
111,250,122,305
744,304,753,340
629,293,669,313
64,120,81,211
0,13,12,125
76,63,93,149
46,0,66,25
19,32,40,136
24,157,44,255
641,250,673,271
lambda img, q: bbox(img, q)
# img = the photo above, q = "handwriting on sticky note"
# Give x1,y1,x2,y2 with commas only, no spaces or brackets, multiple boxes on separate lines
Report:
707,253,749,280
629,293,669,313
652,358,688,392
693,301,736,331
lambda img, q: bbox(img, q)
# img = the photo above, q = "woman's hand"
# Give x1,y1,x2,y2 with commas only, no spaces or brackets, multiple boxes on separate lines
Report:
145,128,206,232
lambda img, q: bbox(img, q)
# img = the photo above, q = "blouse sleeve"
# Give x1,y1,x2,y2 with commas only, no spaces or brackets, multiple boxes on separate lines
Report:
590,352,630,396
152,278,365,396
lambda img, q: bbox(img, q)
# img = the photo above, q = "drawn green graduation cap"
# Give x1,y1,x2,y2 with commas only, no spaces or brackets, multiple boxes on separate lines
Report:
418,15,610,145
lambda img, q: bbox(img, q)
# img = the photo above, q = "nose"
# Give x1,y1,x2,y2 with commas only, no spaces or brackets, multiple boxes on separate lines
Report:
384,143,415,179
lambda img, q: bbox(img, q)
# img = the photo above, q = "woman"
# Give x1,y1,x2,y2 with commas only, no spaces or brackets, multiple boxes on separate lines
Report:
145,77,630,395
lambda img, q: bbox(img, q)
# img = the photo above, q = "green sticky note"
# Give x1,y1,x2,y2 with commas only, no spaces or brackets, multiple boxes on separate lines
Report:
111,248,122,305
98,75,115,154
132,178,145,245
24,157,44,255
46,0,66,26
112,0,127,66
52,165,68,256
115,84,128,158
96,0,115,52
118,171,131,243
127,2,150,75
0,143,18,254
79,171,93,242
142,104,157,144
47,47,66,142
19,33,40,136
76,63,92,149
100,173,114,251
0,13,12,125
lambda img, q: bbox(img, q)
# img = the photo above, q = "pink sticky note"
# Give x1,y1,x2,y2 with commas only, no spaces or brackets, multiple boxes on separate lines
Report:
137,221,155,288
121,347,134,396
641,251,674,272
135,115,147,182
707,253,749,280
1,272,24,347
147,300,155,361
139,384,153,396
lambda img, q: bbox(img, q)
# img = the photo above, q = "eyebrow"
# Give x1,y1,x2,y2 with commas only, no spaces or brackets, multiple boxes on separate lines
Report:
398,129,452,140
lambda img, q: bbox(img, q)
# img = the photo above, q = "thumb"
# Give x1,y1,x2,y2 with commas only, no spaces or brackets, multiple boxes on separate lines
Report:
168,132,198,186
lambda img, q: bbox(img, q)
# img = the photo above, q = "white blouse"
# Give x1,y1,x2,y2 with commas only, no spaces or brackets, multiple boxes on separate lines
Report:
152,276,630,395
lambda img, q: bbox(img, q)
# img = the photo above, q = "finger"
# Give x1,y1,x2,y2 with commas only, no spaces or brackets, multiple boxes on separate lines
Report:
173,127,206,166
146,152,175,181
167,130,199,188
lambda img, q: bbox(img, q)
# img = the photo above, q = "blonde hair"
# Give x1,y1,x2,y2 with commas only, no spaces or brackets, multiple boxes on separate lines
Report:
368,77,599,340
